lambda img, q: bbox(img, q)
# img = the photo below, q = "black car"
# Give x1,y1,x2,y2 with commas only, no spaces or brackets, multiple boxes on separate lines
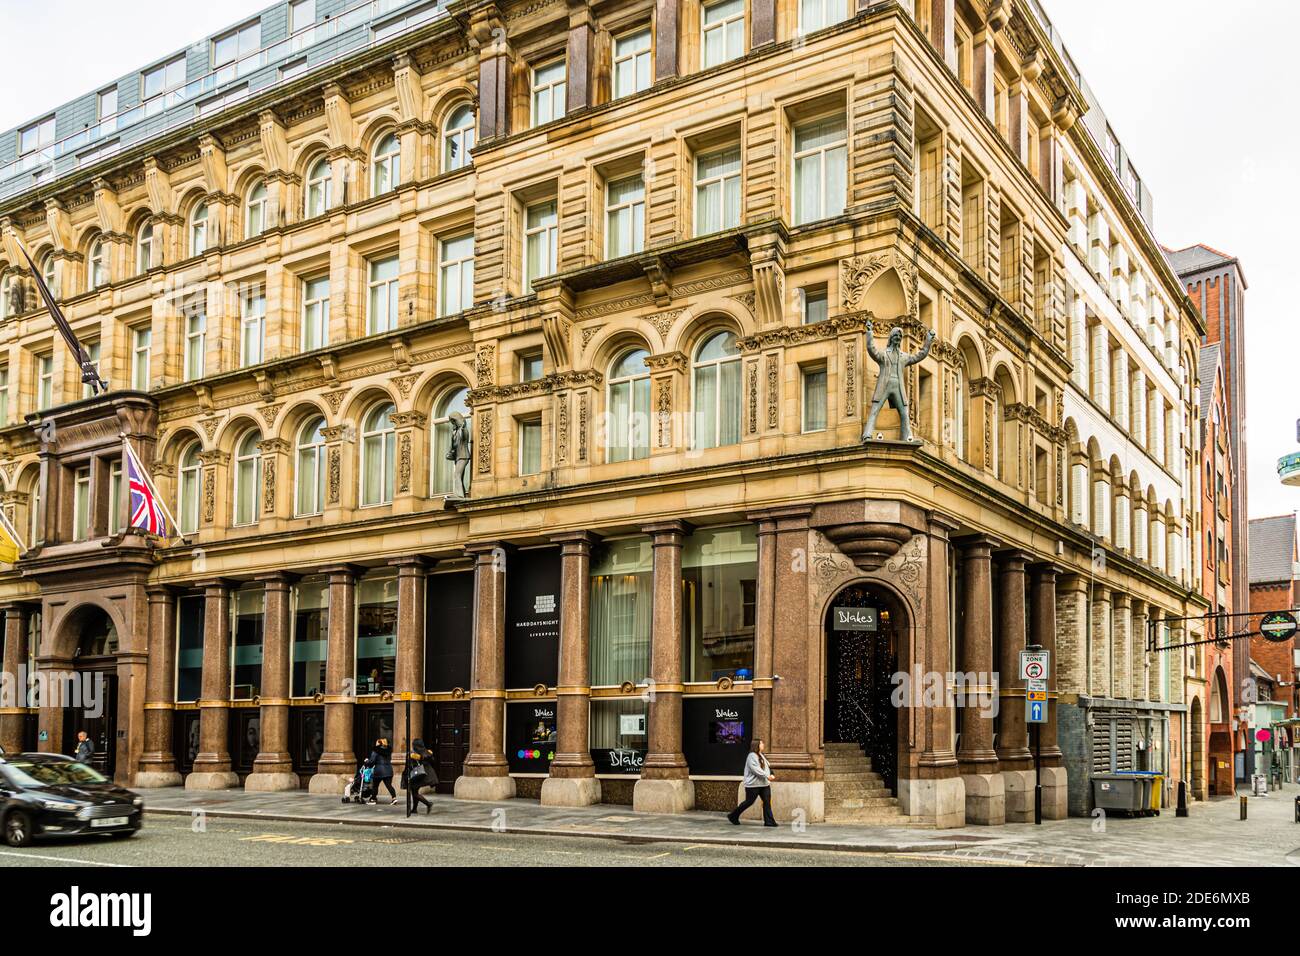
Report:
0,753,143,847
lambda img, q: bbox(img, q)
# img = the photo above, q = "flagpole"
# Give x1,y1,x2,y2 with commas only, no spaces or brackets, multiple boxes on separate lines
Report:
123,434,184,542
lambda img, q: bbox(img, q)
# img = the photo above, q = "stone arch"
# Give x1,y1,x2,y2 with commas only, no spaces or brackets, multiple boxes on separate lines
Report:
426,84,476,128
160,425,204,464
214,413,264,454
340,383,398,425
292,138,333,179
412,368,472,417
358,112,402,157
664,299,751,357
45,599,130,661
590,329,654,379
276,397,332,445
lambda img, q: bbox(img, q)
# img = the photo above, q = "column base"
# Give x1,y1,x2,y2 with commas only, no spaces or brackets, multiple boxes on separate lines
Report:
1040,765,1069,820
960,771,1006,825
245,772,301,792
307,772,353,795
1001,769,1036,823
454,774,517,802
632,777,695,814
133,771,183,789
899,775,965,828
184,771,240,791
540,775,602,807
734,780,824,823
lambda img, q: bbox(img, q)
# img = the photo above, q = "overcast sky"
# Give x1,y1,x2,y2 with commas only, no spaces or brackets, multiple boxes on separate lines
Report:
0,0,1293,519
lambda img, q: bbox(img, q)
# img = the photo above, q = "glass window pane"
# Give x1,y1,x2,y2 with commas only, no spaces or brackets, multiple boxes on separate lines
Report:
589,536,653,685
681,525,758,681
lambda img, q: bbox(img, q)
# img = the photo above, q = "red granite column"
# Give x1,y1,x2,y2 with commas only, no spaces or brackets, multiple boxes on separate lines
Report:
455,543,515,800
956,536,1004,824
392,555,428,782
996,551,1034,821
633,520,693,813
188,580,238,789
137,587,182,787
311,564,360,793
751,0,776,46
542,532,600,806
248,572,296,790
655,0,680,80
565,0,594,113
0,603,29,754
1031,562,1068,819
750,516,777,747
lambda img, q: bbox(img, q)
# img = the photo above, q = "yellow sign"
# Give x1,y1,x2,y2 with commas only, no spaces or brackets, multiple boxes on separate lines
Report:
1027,690,1047,702
399,692,413,701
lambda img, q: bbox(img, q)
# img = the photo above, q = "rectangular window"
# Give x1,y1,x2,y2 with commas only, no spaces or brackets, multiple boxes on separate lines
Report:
129,327,152,390
213,20,261,68
289,0,316,33
523,201,558,293
801,286,829,325
802,364,827,432
519,350,544,383
73,466,91,541
230,586,265,699
605,174,645,259
98,87,118,121
367,256,399,334
531,59,567,127
702,0,745,68
613,29,652,99
438,235,474,317
793,113,847,225
590,536,653,686
142,56,186,114
357,571,397,695
0,366,8,424
694,146,742,236
240,291,265,367
183,303,206,381
108,460,123,535
82,342,101,399
291,576,329,698
682,525,758,681
176,595,205,702
302,276,330,351
519,417,542,475
37,354,54,409
20,117,55,156
800,0,848,33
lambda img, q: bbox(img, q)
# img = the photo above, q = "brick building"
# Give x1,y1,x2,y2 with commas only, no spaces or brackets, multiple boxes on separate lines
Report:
1248,515,1299,720
0,0,1205,826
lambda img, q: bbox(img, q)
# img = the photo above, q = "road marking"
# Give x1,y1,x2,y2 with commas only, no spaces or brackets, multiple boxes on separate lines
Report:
239,833,356,846
0,849,127,867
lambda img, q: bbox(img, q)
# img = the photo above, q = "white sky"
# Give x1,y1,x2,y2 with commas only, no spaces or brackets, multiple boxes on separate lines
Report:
0,1,1293,519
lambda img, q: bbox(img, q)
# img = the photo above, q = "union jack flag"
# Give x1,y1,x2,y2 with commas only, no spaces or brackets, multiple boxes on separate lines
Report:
126,443,168,537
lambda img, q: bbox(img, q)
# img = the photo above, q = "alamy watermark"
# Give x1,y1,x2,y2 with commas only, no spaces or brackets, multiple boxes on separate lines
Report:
0,665,105,716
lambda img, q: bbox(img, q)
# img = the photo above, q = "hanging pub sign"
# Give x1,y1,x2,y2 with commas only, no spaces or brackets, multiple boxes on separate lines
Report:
832,606,878,632
1259,611,1298,644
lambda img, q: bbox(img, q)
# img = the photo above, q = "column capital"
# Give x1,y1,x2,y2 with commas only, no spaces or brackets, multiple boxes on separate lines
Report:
1111,591,1132,609
550,530,599,551
926,511,961,537
995,548,1034,569
464,540,510,559
955,533,998,557
388,554,432,571
1030,561,1062,580
0,599,39,614
642,519,692,541
255,570,299,588
193,577,237,594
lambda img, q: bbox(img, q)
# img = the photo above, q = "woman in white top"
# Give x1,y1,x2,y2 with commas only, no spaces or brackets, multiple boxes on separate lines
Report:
727,738,778,827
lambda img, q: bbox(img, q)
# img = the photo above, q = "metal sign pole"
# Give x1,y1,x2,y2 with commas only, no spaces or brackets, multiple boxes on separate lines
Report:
1035,721,1042,825
404,696,411,818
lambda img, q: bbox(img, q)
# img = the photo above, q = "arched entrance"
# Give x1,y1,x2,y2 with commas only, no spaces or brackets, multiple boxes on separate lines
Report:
61,606,120,777
823,583,902,793
1189,696,1204,800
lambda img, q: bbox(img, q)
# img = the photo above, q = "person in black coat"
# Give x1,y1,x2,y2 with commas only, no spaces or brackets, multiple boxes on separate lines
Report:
368,738,396,804
402,738,437,815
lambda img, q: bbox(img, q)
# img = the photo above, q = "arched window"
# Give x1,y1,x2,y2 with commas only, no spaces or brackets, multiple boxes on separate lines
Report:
430,387,470,496
692,330,741,450
295,415,327,516
0,272,11,319
88,238,107,290
233,431,262,526
246,180,267,238
190,202,209,256
135,220,155,274
608,348,650,462
40,253,56,294
952,359,967,459
178,441,202,535
372,132,401,195
360,402,396,506
442,104,475,173
305,156,331,217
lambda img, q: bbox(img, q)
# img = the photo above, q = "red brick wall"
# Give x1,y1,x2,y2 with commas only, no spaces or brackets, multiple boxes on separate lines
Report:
1249,581,1299,718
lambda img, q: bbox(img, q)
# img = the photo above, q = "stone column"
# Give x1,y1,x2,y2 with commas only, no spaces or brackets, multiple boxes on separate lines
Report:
455,543,516,801
996,551,1033,821
907,513,964,828
565,0,594,113
392,555,428,781
1130,600,1149,704
188,580,239,790
1111,592,1132,700
633,520,693,814
542,532,600,807
655,0,679,80
137,588,182,787
1147,607,1164,701
247,572,297,790
750,516,777,748
1031,563,1067,818
1090,589,1113,698
310,565,360,793
0,603,29,755
956,536,1004,824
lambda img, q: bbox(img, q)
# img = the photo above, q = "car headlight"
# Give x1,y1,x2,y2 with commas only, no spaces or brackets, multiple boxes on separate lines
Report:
40,798,80,812
132,796,144,808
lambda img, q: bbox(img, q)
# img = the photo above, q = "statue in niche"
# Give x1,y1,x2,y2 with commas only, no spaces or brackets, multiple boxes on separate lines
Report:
446,411,472,498
861,319,935,444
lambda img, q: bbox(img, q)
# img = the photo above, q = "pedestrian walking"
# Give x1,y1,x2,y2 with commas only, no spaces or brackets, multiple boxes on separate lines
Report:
727,738,778,827
368,737,397,805
73,731,94,765
402,738,437,815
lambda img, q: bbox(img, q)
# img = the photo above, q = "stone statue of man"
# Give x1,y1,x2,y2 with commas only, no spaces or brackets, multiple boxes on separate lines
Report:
446,411,472,498
861,319,936,443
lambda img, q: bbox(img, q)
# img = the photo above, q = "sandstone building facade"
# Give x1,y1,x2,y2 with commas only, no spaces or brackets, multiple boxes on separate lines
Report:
0,0,1205,826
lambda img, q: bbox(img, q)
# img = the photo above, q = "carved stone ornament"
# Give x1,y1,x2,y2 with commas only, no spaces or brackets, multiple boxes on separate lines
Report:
822,523,914,571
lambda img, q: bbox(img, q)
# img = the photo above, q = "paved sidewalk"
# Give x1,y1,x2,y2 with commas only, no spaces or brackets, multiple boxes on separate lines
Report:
136,785,1300,865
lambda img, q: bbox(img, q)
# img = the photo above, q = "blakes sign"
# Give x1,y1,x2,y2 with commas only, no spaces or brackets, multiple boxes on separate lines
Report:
833,607,878,632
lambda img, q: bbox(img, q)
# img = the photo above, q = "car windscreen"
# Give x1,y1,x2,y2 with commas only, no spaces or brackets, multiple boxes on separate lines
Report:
1,759,110,787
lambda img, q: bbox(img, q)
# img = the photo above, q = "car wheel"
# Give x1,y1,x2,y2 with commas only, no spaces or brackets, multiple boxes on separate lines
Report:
3,811,33,848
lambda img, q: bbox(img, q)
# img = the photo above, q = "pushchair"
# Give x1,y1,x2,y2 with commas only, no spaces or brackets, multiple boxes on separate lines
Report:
342,759,376,804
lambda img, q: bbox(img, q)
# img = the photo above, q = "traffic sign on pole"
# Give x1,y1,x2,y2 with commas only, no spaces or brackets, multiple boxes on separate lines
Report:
1026,699,1046,724
1020,649,1050,681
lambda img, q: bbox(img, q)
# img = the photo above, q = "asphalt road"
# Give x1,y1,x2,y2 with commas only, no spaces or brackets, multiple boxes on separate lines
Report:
0,815,981,867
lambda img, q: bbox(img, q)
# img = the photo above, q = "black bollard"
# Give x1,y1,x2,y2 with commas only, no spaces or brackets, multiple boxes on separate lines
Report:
1240,795,1248,820
1176,780,1188,818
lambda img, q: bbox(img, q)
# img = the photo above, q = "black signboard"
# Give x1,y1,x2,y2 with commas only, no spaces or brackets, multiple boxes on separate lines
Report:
682,696,753,776
1260,611,1298,644
591,703,648,775
505,547,561,689
425,570,474,692
506,701,557,773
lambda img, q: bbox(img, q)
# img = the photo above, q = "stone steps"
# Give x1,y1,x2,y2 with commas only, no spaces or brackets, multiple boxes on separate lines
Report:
822,743,918,825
